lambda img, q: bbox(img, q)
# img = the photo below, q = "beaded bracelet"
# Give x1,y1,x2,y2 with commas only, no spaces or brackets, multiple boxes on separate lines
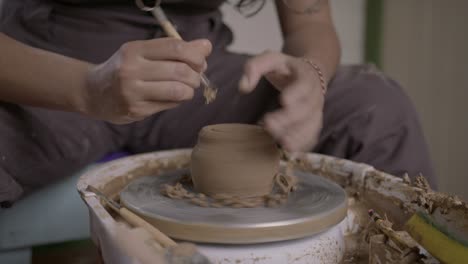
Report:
302,58,327,95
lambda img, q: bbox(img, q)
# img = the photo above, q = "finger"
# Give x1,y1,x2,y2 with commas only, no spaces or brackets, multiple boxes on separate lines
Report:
138,81,195,102
280,80,321,107
283,114,322,152
263,94,312,140
263,111,289,143
268,99,313,134
239,51,290,93
132,38,212,72
264,107,318,152
189,39,212,57
125,101,179,122
138,60,201,88
142,101,180,114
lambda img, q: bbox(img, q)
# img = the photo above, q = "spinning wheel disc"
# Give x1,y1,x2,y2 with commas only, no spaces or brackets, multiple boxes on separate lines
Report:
120,169,347,244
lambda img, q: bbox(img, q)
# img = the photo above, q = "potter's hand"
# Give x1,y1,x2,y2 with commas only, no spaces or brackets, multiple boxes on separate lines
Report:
239,51,324,152
84,38,212,124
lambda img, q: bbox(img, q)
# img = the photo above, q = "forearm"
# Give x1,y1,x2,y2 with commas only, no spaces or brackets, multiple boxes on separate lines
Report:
0,33,90,112
282,22,340,82
276,0,340,82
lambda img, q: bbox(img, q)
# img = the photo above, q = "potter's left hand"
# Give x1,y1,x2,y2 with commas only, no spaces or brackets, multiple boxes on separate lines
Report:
239,51,325,152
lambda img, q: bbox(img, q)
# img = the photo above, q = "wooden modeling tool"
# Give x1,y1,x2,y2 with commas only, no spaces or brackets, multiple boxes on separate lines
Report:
144,1,218,104
86,185,176,248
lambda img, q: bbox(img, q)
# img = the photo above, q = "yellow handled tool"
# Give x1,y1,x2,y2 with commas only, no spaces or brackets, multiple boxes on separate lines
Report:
405,213,468,264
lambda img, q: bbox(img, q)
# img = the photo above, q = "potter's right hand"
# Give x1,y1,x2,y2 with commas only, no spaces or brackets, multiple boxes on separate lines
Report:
83,38,212,124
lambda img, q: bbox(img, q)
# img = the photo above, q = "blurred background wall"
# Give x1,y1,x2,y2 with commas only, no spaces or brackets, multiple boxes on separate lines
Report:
222,0,366,64
381,0,468,200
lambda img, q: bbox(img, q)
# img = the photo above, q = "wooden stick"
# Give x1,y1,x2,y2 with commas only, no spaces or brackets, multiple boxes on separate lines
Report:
86,185,177,248
151,7,217,104
160,21,182,40
119,207,177,248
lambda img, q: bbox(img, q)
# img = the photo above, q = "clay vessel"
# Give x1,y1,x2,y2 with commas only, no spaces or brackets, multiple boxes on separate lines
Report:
191,124,280,198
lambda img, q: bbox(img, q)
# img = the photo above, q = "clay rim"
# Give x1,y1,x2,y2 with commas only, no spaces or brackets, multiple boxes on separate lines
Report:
197,123,276,143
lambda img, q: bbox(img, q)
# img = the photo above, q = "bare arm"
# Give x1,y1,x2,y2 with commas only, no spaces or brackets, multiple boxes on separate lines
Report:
239,0,341,151
275,0,340,81
0,33,211,123
0,32,90,112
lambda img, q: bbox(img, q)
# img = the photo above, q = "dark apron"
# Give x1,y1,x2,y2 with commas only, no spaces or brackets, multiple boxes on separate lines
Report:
0,0,228,63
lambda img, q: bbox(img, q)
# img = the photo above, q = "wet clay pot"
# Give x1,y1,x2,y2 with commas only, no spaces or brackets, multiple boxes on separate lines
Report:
191,124,280,198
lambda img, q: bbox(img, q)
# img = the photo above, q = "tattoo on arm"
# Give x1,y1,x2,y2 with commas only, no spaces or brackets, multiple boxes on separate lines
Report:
281,0,324,14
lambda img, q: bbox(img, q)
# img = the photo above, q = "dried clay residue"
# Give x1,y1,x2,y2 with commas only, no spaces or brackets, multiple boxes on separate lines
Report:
203,85,217,104
409,174,468,215
161,169,298,208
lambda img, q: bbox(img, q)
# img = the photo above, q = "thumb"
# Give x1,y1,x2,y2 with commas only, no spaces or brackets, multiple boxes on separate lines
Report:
239,51,290,94
189,39,213,57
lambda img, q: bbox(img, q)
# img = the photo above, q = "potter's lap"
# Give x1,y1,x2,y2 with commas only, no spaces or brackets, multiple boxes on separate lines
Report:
325,64,414,120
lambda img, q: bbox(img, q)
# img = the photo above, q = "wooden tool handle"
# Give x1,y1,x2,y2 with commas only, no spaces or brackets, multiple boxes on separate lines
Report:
114,226,166,264
120,207,177,248
160,21,182,40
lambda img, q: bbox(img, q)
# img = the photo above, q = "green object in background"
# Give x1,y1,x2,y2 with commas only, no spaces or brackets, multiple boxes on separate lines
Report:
365,0,383,67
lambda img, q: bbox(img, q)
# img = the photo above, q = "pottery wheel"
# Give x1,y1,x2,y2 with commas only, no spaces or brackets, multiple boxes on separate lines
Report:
120,169,347,244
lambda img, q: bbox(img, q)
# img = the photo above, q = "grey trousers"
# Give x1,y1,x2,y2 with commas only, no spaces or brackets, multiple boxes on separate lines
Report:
0,1,435,205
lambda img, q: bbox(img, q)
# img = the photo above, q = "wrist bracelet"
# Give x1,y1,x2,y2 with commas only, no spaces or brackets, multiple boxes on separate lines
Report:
302,58,327,95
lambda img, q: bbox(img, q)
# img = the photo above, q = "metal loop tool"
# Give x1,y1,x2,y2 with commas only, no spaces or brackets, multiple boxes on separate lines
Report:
135,0,161,11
